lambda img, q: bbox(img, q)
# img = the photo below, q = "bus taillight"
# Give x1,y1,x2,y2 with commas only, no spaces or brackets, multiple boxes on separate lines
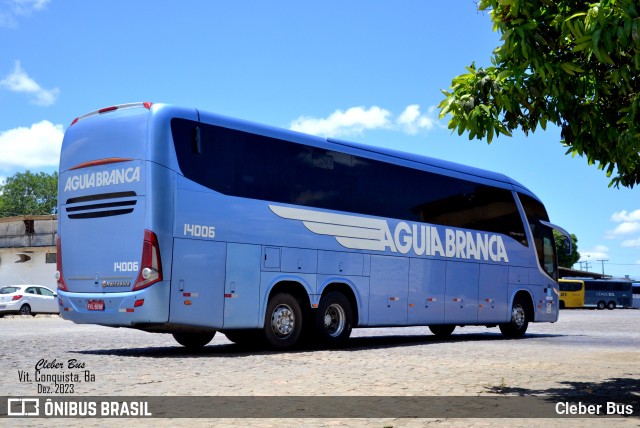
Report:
98,106,118,114
56,237,68,291
132,230,163,291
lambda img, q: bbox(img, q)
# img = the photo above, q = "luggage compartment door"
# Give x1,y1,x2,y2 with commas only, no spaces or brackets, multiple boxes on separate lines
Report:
170,238,226,328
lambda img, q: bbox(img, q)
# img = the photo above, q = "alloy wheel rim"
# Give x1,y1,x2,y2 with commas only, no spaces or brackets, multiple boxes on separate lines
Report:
324,303,346,337
271,304,295,338
512,305,525,328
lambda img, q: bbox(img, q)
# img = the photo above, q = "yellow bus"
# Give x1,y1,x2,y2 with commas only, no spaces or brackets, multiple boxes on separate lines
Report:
559,279,585,309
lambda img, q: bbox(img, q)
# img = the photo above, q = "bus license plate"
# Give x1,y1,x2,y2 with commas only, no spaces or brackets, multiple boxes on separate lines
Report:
87,300,104,311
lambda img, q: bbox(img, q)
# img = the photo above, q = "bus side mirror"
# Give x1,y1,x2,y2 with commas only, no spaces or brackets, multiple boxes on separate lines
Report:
540,220,572,255
564,236,572,256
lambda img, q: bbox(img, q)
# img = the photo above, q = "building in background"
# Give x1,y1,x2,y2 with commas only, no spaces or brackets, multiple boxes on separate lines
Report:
0,215,57,288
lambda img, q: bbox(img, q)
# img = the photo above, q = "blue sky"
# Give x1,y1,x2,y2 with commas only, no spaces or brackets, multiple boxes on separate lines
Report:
0,0,638,279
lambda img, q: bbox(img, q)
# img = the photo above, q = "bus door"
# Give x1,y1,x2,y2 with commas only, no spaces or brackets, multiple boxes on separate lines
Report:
532,226,559,321
169,238,226,328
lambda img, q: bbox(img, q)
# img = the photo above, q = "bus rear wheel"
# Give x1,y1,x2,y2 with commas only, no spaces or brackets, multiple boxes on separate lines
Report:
264,293,303,349
315,292,353,346
499,297,529,338
172,331,215,348
597,301,606,310
607,301,616,310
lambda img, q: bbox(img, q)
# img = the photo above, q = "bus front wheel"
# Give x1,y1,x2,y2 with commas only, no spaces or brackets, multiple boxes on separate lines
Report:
264,293,303,349
315,292,353,346
499,297,529,338
428,325,456,338
224,329,264,347
172,331,216,348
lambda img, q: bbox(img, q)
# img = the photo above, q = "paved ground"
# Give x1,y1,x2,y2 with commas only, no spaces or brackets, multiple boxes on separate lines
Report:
1,309,639,427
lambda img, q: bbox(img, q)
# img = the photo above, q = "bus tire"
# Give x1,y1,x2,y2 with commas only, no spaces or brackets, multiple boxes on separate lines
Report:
597,301,606,310
172,331,215,348
499,297,529,338
607,301,616,310
428,325,456,338
315,292,353,346
264,293,303,349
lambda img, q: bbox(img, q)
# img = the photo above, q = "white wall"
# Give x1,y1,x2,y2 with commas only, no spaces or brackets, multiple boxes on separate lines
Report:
0,251,56,288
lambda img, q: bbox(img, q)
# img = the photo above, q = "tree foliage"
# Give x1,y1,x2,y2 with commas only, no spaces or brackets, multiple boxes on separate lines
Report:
0,171,58,216
554,230,580,268
439,0,640,187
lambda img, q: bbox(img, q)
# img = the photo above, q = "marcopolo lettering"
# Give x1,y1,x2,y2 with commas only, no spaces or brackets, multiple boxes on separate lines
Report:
64,166,140,192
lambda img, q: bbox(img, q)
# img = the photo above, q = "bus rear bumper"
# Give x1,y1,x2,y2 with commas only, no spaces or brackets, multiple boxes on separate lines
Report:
57,283,169,326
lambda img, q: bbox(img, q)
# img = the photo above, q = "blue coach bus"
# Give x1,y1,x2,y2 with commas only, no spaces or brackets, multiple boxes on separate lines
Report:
580,278,634,310
56,103,570,349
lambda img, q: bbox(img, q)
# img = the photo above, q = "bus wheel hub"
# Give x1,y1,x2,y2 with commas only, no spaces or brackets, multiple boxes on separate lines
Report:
271,305,294,337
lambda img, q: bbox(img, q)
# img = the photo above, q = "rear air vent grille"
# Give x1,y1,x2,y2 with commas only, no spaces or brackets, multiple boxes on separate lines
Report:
65,191,138,219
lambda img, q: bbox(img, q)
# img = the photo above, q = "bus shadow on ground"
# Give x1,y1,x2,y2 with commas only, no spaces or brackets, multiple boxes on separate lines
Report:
485,377,640,406
73,331,562,359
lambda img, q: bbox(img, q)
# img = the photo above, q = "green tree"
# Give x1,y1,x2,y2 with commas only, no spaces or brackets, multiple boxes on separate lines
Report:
0,171,58,216
554,230,580,268
438,0,640,188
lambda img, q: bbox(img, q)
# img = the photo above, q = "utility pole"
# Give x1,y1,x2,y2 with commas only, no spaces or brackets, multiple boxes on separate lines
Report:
597,259,609,275
579,260,592,272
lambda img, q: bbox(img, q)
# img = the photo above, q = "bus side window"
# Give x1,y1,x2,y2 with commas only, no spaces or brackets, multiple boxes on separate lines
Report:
192,126,201,154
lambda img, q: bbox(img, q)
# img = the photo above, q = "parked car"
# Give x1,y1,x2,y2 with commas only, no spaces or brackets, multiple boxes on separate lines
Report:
0,285,59,317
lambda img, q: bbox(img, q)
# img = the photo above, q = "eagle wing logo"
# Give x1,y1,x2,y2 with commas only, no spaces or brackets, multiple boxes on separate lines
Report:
269,205,389,251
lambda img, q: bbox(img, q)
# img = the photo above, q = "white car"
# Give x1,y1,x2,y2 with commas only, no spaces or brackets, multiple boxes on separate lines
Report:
0,285,59,317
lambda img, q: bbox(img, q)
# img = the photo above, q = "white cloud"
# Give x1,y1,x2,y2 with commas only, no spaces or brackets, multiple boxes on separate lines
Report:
607,222,640,237
0,121,64,170
579,245,610,262
621,238,640,248
290,106,392,138
606,208,640,239
0,61,60,106
289,104,442,138
0,0,50,28
396,104,438,135
611,209,640,223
